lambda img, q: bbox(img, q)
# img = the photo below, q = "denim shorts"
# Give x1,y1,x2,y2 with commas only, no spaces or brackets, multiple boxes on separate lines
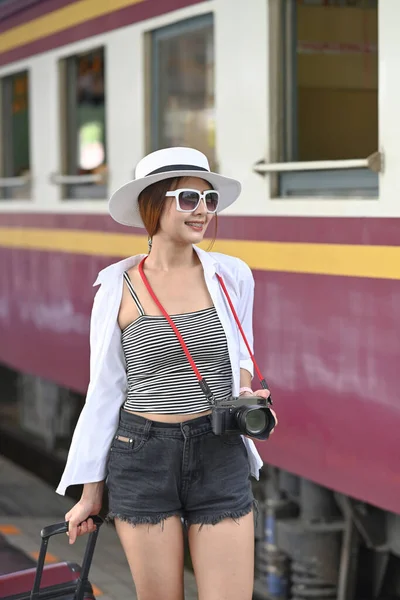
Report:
106,409,255,527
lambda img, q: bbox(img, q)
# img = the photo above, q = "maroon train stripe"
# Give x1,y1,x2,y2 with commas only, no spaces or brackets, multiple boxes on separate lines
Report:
0,212,399,246
0,0,207,66
0,0,77,33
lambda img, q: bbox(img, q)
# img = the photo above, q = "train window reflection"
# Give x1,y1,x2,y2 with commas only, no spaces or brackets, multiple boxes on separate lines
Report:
63,48,107,199
151,15,215,170
1,70,31,200
279,0,378,197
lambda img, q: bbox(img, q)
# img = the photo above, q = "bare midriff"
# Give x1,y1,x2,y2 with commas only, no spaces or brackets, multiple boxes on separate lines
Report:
123,408,212,423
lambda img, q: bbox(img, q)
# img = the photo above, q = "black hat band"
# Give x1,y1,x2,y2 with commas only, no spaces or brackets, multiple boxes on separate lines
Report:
146,165,209,176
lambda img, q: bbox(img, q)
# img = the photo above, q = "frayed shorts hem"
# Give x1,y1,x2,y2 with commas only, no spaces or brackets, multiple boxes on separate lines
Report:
186,501,254,529
106,511,182,529
107,500,257,529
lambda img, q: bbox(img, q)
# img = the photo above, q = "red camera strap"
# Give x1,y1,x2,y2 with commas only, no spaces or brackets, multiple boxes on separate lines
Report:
137,256,271,404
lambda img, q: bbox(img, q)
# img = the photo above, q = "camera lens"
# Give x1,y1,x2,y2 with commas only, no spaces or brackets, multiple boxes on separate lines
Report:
234,406,273,438
244,408,267,435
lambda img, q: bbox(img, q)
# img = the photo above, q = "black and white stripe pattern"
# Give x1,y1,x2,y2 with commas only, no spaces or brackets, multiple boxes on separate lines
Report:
123,272,145,316
121,302,233,414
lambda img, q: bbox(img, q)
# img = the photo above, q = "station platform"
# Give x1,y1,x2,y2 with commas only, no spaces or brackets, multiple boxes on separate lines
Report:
0,454,199,599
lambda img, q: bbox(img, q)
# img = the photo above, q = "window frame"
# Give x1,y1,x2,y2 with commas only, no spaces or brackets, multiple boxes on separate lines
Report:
58,46,108,201
149,13,215,162
266,0,380,201
0,68,31,201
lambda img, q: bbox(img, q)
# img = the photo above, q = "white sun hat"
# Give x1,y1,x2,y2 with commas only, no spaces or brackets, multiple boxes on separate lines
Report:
108,147,241,228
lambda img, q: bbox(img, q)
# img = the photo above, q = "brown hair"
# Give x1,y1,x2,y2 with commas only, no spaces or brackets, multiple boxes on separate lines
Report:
138,177,217,251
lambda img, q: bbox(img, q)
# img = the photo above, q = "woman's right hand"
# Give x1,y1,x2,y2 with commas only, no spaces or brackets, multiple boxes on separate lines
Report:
65,498,101,544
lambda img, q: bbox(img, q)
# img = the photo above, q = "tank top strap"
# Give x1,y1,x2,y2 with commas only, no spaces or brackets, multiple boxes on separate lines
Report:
123,272,145,316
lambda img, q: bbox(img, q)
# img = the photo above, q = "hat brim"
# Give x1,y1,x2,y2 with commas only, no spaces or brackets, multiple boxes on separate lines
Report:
108,170,242,228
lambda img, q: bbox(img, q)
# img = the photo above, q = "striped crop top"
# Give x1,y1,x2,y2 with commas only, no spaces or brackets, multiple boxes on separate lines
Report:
121,272,233,414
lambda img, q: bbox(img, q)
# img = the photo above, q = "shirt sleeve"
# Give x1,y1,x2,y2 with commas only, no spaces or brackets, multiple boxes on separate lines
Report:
236,259,255,378
56,285,127,495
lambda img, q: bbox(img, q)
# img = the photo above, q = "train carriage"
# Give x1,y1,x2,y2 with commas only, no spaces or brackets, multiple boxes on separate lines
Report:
0,0,399,597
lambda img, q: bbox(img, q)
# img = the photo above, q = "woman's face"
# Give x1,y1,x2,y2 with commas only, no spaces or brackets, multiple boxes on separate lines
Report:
157,177,216,246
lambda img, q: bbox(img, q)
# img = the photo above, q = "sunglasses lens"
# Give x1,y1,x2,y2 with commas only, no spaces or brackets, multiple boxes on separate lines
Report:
178,191,200,212
205,192,219,212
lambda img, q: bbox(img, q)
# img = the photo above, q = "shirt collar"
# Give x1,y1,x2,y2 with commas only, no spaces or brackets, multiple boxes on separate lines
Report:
193,245,218,276
93,254,146,286
93,245,218,287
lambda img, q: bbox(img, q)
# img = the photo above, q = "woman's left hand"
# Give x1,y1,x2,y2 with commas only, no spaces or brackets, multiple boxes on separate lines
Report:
241,388,278,435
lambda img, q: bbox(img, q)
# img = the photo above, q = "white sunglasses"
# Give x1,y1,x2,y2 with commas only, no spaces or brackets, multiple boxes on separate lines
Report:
165,188,220,214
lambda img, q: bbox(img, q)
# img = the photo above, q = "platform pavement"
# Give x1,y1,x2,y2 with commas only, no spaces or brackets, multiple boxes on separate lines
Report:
0,454,199,599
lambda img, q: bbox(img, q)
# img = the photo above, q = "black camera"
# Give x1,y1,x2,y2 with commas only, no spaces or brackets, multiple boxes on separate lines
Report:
211,395,276,440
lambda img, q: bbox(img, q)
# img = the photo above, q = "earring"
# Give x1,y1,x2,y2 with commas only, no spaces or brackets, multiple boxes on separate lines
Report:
148,236,152,253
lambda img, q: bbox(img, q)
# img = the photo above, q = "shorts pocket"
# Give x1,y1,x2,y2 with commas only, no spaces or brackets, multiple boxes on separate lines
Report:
110,430,148,454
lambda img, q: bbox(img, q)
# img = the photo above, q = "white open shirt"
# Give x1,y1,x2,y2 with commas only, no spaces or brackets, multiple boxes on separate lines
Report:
56,246,263,495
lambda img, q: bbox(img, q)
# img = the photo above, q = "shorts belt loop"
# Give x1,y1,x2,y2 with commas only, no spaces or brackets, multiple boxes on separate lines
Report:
143,418,152,440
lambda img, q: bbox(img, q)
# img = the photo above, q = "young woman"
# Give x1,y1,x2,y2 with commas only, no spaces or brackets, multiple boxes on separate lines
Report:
56,147,278,600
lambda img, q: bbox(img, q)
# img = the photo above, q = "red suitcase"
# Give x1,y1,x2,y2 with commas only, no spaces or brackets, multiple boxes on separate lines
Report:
0,515,103,600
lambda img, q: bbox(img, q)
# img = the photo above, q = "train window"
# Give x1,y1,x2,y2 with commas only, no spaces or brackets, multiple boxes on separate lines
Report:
1,70,31,200
151,14,215,169
278,0,378,197
62,47,107,199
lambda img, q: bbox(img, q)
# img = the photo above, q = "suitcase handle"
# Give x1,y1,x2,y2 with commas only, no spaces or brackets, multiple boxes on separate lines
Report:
40,515,103,539
30,515,103,600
